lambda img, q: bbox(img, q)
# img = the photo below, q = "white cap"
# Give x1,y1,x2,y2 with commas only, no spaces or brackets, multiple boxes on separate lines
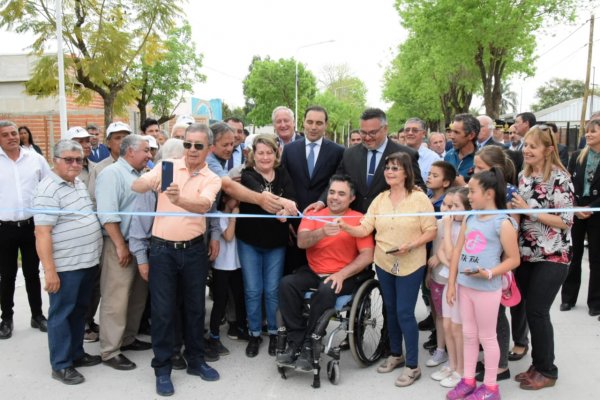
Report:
176,115,195,126
144,135,159,149
244,133,258,149
106,121,132,138
63,126,90,140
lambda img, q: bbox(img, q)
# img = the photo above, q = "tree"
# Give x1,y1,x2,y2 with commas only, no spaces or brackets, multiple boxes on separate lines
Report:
0,0,182,127
221,101,246,121
242,56,317,126
395,0,576,119
133,22,205,125
531,78,585,111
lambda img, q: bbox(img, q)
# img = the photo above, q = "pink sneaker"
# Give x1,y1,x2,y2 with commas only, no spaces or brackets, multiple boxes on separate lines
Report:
446,378,476,400
465,384,501,400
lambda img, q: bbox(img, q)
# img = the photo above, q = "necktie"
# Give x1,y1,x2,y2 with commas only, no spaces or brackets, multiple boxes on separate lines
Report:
307,142,317,178
227,156,234,170
367,150,377,187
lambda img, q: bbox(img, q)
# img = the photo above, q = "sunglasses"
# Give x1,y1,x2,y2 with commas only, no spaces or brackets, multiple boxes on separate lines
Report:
183,141,204,150
384,166,403,172
57,157,84,165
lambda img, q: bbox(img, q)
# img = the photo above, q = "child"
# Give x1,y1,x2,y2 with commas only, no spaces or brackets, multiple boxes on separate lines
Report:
430,187,470,388
428,161,457,212
207,194,247,356
446,168,520,400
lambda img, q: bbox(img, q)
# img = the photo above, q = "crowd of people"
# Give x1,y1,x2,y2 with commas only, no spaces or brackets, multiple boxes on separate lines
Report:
0,105,598,399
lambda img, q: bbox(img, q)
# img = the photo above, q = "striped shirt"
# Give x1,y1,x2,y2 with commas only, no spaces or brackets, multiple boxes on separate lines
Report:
33,171,103,272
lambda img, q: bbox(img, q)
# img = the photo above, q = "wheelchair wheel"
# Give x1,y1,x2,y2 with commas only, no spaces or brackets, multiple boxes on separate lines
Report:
327,360,340,385
349,278,386,367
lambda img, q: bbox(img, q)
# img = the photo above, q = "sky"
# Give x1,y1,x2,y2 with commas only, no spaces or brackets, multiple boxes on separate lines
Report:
1,0,600,114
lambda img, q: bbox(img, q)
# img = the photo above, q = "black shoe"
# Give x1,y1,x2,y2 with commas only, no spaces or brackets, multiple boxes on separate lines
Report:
422,330,437,350
88,321,100,333
276,346,299,366
508,345,528,361
73,353,102,367
268,335,277,356
227,325,250,341
560,303,574,311
589,308,600,317
246,336,261,358
295,342,313,371
52,367,84,385
339,334,350,351
103,354,136,370
475,368,510,382
203,338,220,362
418,314,434,331
171,352,187,370
31,315,48,332
0,320,13,339
120,338,152,351
207,337,230,356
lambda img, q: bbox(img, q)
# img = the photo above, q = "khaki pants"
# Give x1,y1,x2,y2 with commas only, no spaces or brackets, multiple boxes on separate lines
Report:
99,236,148,361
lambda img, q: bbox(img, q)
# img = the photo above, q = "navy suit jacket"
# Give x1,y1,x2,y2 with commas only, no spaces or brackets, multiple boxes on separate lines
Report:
281,138,344,211
568,149,600,208
89,144,110,163
323,141,424,213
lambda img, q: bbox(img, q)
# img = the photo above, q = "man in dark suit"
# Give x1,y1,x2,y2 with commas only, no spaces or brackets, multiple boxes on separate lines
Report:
281,105,344,272
477,115,504,148
87,124,110,163
545,122,569,167
309,108,423,214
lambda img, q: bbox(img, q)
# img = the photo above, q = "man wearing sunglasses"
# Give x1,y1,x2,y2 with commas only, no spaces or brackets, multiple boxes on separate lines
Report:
0,120,51,340
132,123,223,396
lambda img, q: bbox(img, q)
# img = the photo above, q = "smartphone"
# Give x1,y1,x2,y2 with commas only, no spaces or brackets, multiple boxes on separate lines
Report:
385,247,399,254
161,161,174,192
461,268,478,275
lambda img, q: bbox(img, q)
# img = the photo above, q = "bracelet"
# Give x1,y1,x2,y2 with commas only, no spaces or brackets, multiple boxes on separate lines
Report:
486,269,493,280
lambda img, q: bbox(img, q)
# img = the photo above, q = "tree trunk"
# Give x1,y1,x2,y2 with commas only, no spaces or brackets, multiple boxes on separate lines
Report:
102,93,117,133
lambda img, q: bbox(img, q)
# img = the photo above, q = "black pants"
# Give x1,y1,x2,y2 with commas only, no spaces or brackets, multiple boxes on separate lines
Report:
278,265,356,349
209,268,246,336
510,265,530,348
0,220,43,321
561,214,600,310
517,261,568,379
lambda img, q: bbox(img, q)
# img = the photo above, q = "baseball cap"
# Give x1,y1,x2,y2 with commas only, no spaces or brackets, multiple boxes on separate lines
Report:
106,121,132,138
63,126,91,140
144,135,159,149
176,115,195,126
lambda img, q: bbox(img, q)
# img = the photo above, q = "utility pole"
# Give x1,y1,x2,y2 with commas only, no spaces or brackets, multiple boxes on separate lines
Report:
580,14,594,141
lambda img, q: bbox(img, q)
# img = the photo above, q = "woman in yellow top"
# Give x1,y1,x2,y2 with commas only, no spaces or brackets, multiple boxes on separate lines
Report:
339,152,437,388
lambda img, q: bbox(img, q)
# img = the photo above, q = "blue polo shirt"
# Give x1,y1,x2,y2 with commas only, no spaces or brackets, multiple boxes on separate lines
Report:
445,149,476,181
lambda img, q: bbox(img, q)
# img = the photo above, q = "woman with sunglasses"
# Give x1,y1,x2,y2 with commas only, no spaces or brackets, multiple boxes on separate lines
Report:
339,152,437,388
561,120,600,317
235,134,297,358
18,126,43,156
510,125,574,390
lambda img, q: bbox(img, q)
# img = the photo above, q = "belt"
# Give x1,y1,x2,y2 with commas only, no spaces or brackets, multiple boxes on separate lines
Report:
0,218,33,228
151,235,204,250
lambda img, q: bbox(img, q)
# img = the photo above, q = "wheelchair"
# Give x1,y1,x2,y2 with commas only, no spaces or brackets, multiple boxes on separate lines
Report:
275,267,387,388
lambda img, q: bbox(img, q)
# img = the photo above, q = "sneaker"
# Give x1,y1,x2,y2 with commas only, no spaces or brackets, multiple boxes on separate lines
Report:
431,365,453,381
446,378,476,399
207,337,230,356
426,349,448,367
395,366,421,387
377,355,405,373
83,329,99,343
423,331,437,350
156,375,174,396
187,362,220,381
203,338,220,362
418,314,435,331
465,384,500,400
440,371,462,388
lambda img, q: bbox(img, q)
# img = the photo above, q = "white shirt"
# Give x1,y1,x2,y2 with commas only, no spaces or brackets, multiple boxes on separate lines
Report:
0,147,51,221
305,137,324,162
417,145,442,183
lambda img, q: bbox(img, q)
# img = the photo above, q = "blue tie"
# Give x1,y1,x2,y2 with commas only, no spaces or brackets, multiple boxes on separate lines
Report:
367,150,377,187
307,142,317,178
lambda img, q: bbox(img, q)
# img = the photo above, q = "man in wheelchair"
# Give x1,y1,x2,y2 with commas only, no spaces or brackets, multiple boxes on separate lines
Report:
277,175,374,370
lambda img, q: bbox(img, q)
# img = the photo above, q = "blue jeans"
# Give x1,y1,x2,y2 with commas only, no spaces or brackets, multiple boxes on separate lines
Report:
48,266,97,371
376,265,425,367
237,239,285,336
149,238,209,376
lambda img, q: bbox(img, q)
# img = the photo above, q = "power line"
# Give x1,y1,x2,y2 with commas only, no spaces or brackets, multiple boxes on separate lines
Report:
537,20,589,58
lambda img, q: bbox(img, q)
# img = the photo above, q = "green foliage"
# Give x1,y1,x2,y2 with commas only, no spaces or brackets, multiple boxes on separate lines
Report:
242,56,317,126
531,78,585,111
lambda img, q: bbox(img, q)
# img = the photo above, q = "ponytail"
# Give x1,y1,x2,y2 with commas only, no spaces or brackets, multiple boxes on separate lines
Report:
471,166,507,210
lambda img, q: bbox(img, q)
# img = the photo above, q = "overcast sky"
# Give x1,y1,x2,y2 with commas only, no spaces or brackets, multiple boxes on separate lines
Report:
1,0,600,114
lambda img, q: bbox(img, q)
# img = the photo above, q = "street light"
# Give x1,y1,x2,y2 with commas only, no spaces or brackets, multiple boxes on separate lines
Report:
295,40,335,130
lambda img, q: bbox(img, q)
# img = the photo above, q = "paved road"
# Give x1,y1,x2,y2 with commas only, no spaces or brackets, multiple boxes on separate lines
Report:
2,252,599,399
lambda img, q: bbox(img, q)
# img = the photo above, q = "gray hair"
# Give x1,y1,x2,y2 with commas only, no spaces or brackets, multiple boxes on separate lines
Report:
155,138,185,162
0,120,17,129
120,134,146,156
271,106,294,124
185,123,213,145
429,132,446,142
405,117,426,131
53,139,83,158
210,122,234,142
478,115,495,131
170,123,189,137
158,130,169,141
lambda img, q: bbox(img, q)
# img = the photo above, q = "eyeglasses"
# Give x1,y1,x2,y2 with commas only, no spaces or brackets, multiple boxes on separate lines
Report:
384,166,404,172
57,157,84,165
183,141,204,150
359,126,385,137
404,127,422,133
